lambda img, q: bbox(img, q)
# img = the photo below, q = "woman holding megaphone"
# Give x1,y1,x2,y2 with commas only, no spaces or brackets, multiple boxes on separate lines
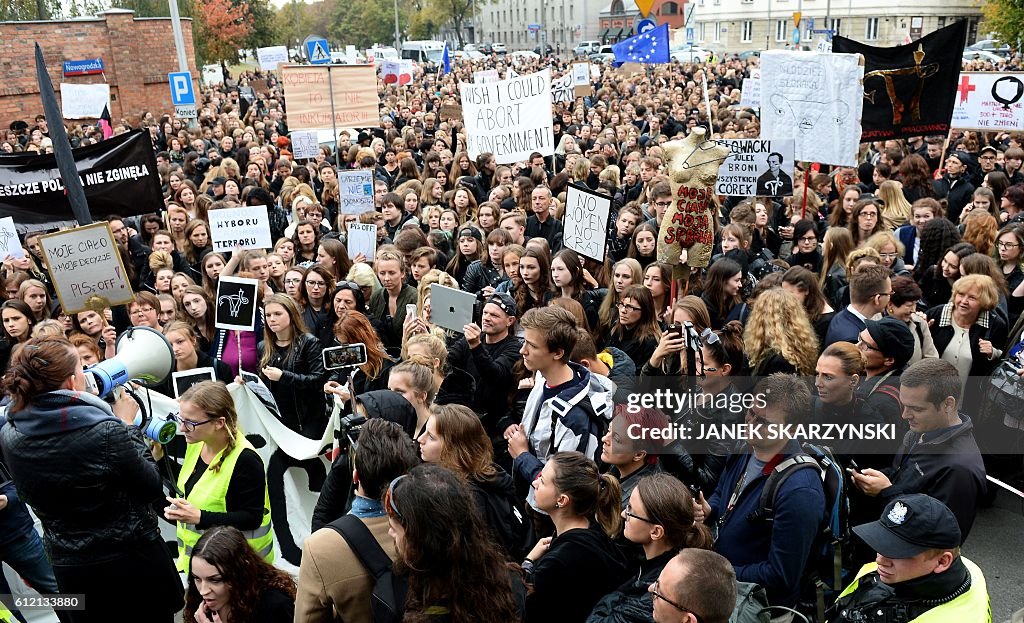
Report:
0,336,184,622
165,381,273,575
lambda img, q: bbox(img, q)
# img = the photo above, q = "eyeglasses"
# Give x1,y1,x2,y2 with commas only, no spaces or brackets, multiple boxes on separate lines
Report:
385,474,408,520
618,302,642,313
168,412,214,432
799,235,818,243
654,201,673,208
879,253,899,260
624,503,655,523
875,290,895,299
998,241,1020,249
306,281,327,289
651,580,704,623
856,338,881,353
284,278,303,285
131,306,155,316
745,408,771,428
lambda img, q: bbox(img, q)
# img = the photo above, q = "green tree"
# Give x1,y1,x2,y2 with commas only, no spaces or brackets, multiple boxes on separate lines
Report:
982,0,1024,46
0,0,60,20
328,0,404,49
429,0,474,47
245,0,277,51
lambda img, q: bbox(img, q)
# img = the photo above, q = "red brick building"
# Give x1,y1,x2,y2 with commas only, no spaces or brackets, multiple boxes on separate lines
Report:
0,9,198,124
599,0,687,42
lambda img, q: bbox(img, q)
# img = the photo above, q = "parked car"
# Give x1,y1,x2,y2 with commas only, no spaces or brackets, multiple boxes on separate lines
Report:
966,39,1012,57
533,44,555,56
590,52,617,65
463,44,479,53
574,40,601,57
962,50,1005,64
736,50,760,61
478,42,494,54
670,45,713,63
510,50,540,61
589,45,615,61
492,42,507,54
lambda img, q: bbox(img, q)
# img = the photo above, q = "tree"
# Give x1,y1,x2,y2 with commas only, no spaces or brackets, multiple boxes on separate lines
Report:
328,0,407,49
244,0,277,51
0,0,60,20
982,0,1024,46
191,0,253,63
429,0,474,47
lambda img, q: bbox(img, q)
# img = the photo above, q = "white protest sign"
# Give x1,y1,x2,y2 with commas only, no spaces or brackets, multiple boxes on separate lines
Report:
715,139,796,197
0,217,23,259
551,71,575,103
173,368,216,398
507,67,520,79
215,276,260,331
572,63,590,86
816,38,832,53
39,222,133,314
257,46,289,70
740,68,761,108
563,184,612,262
460,69,554,164
202,64,224,86
760,51,864,166
338,169,375,215
381,60,413,85
346,222,377,260
290,130,320,159
208,205,272,253
474,69,500,84
60,83,111,119
951,73,1024,131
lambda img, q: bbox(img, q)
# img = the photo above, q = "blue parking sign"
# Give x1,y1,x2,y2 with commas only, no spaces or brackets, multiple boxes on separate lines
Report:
169,72,195,106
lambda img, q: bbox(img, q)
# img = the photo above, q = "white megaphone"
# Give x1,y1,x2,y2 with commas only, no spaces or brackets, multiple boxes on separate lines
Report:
85,325,174,398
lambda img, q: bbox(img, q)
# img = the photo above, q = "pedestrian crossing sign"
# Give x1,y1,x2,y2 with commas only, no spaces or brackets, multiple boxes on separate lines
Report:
306,38,330,65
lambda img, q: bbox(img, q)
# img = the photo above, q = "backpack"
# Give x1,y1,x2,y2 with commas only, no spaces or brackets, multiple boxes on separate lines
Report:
472,479,534,561
327,515,407,623
749,443,851,622
730,581,771,623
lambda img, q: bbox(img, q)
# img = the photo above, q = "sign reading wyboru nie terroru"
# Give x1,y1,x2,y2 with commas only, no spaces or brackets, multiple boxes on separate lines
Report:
832,20,968,141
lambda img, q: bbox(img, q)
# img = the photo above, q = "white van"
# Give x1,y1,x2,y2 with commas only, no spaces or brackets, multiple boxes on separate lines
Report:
401,40,446,65
368,46,399,63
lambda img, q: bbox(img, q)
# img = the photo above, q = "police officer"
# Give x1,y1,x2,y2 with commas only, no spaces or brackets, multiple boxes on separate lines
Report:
827,494,990,623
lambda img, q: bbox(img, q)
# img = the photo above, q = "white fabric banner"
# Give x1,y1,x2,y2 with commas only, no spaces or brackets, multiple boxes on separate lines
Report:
760,51,864,166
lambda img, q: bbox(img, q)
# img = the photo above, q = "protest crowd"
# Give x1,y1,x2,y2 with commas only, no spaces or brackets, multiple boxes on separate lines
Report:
0,23,1018,623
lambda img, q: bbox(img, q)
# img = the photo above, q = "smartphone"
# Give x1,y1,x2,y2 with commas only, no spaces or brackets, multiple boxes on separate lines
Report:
667,323,683,338
406,304,417,321
323,343,368,371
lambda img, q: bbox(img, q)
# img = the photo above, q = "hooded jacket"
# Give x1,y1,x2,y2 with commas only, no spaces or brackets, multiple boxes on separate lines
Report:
0,390,165,565
525,522,629,623
434,365,477,409
470,467,529,560
586,549,677,623
513,363,614,485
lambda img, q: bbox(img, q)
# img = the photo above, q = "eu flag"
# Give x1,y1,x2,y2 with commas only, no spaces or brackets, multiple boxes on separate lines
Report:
442,43,451,75
612,23,670,67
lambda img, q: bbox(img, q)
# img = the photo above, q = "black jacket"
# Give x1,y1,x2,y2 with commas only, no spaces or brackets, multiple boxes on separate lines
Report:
260,333,328,438
525,523,629,623
434,366,477,409
470,468,529,560
461,259,504,294
926,304,1008,378
932,174,975,224
880,415,986,542
586,549,677,623
448,333,524,435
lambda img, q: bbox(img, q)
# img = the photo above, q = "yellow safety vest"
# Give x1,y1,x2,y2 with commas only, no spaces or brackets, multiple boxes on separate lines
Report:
0,603,12,622
175,436,274,573
835,558,991,623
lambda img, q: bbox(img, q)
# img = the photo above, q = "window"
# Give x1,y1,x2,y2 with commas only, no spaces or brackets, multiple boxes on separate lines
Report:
742,20,753,42
714,21,721,42
937,17,947,29
828,18,841,36
865,17,879,40
661,1,678,15
776,19,787,42
699,22,706,41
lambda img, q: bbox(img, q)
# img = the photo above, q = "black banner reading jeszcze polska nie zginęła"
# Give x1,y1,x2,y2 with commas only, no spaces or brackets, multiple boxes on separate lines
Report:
0,129,162,233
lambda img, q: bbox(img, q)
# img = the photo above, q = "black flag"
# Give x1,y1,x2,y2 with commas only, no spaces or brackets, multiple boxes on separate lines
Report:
833,21,968,141
35,43,93,225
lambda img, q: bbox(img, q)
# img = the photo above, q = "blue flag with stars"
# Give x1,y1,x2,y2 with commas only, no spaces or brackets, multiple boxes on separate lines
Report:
612,23,670,67
442,43,451,74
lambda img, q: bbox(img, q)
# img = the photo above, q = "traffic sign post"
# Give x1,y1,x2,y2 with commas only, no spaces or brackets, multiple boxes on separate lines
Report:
636,17,657,35
305,37,331,65
168,71,196,119
686,27,694,45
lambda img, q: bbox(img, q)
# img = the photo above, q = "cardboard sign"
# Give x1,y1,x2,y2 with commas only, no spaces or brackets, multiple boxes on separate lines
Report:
208,205,272,253
60,83,111,119
563,184,612,262
338,169,375,215
951,73,1024,131
257,46,289,71
281,64,380,130
251,78,269,94
0,217,23,259
715,139,796,197
740,68,761,108
173,367,216,398
572,62,593,97
290,130,321,160
460,69,554,164
39,222,134,314
346,222,377,260
760,51,864,166
215,276,259,331
439,103,463,122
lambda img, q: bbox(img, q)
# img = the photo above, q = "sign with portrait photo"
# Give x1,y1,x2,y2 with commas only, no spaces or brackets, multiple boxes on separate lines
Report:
715,139,796,197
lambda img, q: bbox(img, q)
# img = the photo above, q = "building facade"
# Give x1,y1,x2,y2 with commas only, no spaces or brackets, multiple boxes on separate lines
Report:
477,0,607,51
598,0,687,43
688,0,982,53
0,9,198,123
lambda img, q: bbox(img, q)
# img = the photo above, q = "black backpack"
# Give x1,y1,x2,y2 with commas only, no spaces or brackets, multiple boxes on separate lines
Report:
748,444,851,622
327,515,407,623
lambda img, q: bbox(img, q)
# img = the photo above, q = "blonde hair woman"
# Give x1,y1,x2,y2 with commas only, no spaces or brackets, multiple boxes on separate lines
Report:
877,180,913,230
744,287,820,375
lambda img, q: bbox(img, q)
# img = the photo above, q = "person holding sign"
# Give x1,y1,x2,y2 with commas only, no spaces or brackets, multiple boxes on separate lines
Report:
259,294,327,438
167,381,273,574
151,323,232,399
